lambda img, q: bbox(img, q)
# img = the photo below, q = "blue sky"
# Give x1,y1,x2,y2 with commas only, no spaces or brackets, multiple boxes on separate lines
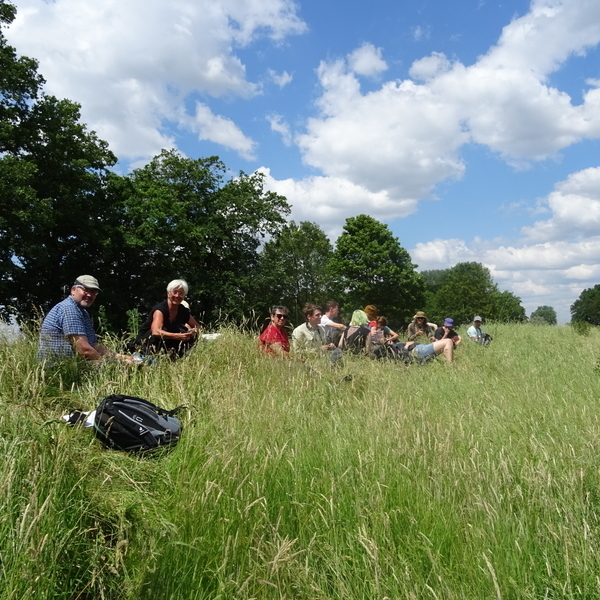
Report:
7,0,600,323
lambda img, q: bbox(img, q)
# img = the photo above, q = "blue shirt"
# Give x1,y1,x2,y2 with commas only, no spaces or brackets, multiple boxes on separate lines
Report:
37,296,97,361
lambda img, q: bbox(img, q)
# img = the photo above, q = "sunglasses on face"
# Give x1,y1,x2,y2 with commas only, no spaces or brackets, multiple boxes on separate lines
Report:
274,314,287,320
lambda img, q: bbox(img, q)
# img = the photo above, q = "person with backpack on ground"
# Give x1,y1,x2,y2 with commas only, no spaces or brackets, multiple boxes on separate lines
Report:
467,316,492,345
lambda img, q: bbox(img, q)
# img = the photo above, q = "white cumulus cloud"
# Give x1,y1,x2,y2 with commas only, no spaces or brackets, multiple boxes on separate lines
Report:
347,43,388,77
7,0,306,162
291,0,600,220
410,167,600,322
268,69,293,88
266,114,293,146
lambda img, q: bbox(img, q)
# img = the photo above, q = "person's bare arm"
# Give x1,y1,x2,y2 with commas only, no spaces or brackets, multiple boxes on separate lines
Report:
69,334,104,360
386,328,399,343
69,335,134,363
151,310,194,341
187,315,201,331
272,342,292,357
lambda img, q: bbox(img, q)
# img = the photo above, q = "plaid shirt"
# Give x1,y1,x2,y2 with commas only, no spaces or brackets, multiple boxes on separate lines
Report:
37,296,97,361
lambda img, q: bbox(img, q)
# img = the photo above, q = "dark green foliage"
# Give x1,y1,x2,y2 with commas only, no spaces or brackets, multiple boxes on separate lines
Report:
256,221,333,324
571,284,600,326
429,262,526,325
433,262,497,326
530,305,557,326
0,3,118,319
491,289,527,323
328,214,425,324
102,149,290,329
0,2,292,331
571,320,591,336
421,269,452,294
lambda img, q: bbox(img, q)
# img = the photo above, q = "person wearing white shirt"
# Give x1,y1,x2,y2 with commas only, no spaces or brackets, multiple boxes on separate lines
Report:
467,316,491,345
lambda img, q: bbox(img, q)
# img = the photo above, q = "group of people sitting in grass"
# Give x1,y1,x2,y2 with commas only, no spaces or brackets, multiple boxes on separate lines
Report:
36,274,490,367
259,302,491,364
37,275,201,365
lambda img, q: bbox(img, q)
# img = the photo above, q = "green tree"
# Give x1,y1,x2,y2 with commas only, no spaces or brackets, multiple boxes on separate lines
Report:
420,269,452,294
434,262,498,326
256,221,333,324
105,149,290,328
491,290,527,323
0,2,119,318
530,305,557,325
571,285,600,325
432,262,526,325
421,268,453,324
328,214,424,324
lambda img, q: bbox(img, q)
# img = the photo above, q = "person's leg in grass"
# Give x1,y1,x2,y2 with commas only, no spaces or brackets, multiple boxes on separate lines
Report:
432,338,454,362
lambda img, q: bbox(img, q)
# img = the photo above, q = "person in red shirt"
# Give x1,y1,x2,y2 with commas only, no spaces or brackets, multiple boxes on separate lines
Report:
259,305,290,356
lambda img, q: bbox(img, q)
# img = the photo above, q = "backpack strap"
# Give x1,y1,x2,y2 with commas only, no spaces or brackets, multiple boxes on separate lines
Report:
107,411,160,449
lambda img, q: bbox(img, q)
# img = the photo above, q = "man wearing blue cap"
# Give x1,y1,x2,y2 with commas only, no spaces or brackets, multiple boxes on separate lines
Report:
38,275,132,364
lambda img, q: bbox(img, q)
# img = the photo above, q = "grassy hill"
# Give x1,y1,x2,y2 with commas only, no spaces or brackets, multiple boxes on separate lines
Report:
2,323,600,599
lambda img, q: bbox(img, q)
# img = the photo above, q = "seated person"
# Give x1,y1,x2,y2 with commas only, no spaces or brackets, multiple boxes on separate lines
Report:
292,303,341,361
135,279,200,357
373,316,399,344
38,275,134,365
407,311,436,341
363,304,379,339
339,310,372,355
292,303,327,351
433,318,462,345
320,300,346,346
467,316,491,345
259,305,290,357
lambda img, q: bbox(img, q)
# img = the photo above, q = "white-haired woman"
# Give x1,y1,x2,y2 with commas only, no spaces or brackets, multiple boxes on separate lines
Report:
136,279,200,356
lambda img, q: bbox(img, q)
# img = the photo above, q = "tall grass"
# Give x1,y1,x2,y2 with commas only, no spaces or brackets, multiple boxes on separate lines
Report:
2,322,600,598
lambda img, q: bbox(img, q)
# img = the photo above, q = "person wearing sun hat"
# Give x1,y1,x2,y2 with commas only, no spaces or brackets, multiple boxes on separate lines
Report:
407,311,435,341
433,318,462,345
38,275,133,364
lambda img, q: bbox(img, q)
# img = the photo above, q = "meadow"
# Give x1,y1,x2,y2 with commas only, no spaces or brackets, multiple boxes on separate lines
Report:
2,322,600,599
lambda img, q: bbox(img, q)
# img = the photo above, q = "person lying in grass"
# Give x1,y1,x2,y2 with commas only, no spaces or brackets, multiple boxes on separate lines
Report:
405,338,455,363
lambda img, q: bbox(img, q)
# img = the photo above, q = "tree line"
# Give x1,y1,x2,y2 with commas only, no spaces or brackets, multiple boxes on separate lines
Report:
0,0,547,333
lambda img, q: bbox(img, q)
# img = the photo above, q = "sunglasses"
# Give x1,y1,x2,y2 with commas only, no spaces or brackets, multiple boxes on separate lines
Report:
274,314,287,319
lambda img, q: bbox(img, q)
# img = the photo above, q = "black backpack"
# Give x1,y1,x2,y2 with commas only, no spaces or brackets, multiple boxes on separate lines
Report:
340,325,370,354
94,394,184,452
